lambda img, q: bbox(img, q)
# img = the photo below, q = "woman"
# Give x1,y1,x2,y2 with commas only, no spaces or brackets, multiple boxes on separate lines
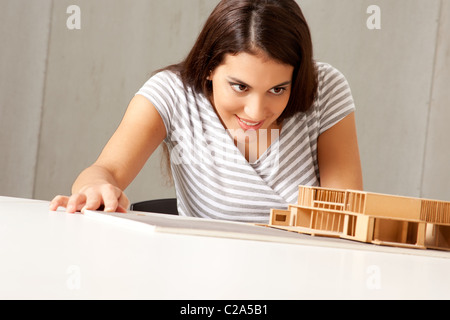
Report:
50,0,363,223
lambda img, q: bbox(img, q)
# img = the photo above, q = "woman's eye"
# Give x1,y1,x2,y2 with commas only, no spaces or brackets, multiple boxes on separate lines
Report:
269,87,286,95
231,84,248,93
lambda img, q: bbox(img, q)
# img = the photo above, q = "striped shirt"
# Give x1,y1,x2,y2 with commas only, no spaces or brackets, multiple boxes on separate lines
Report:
136,62,355,223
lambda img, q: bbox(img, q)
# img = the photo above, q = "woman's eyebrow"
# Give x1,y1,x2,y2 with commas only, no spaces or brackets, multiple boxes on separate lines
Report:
227,77,291,88
227,77,252,88
273,81,292,87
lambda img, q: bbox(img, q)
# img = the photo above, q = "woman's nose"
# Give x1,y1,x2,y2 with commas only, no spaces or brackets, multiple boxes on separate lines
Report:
244,96,267,121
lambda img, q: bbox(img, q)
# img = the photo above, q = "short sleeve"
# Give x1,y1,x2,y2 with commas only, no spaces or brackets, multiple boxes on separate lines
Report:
316,63,356,134
135,70,183,139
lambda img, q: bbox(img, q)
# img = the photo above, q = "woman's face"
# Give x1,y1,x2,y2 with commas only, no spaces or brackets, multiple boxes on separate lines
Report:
209,51,294,133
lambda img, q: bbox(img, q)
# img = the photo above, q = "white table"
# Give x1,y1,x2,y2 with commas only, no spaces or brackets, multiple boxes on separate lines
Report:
1,196,449,300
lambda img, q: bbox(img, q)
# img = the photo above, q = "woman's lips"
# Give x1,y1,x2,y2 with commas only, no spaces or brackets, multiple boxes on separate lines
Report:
235,115,264,130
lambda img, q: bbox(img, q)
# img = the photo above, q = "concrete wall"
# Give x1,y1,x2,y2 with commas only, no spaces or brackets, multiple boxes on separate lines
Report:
0,0,52,198
1,0,449,205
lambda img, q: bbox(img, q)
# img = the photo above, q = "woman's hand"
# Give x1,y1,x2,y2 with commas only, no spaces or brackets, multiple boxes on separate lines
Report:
49,184,130,214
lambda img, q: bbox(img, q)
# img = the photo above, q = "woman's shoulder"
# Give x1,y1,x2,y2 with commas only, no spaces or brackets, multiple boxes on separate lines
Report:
149,68,183,86
138,68,193,101
311,61,355,124
314,61,348,84
313,61,353,106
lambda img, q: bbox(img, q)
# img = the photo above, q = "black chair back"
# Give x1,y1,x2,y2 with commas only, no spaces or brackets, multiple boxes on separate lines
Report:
130,198,178,215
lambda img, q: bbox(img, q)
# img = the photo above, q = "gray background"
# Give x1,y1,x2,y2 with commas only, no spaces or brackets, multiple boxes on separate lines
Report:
1,0,449,205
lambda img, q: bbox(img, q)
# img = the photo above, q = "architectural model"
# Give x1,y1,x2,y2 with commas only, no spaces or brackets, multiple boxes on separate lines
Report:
269,186,450,251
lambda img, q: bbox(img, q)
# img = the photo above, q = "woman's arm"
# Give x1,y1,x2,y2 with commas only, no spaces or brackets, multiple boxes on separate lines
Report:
317,112,363,190
50,95,167,213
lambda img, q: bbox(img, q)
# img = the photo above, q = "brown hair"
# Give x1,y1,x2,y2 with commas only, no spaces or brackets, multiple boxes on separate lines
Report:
160,0,318,183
